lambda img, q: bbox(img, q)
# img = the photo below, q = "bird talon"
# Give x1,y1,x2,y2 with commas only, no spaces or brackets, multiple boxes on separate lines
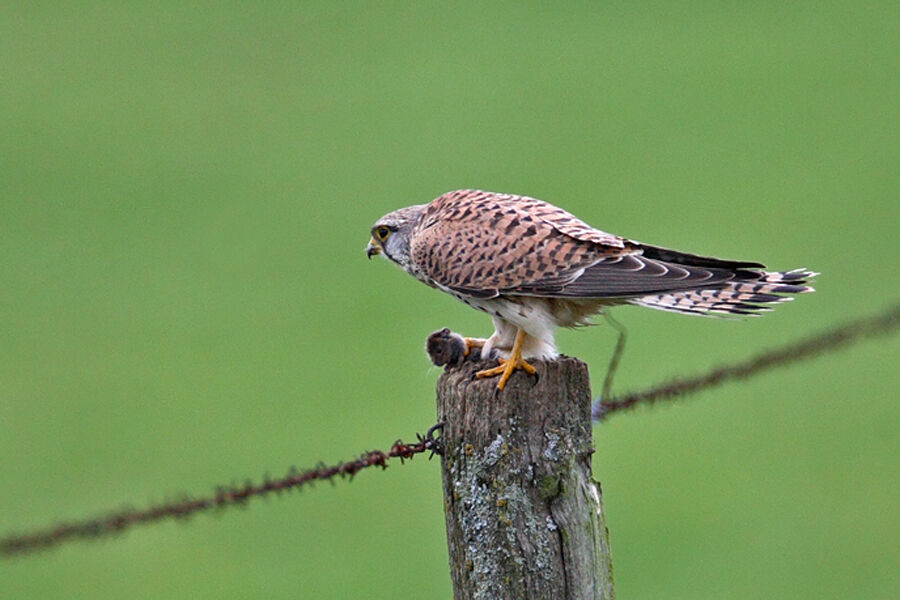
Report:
475,362,507,378
518,360,537,376
463,338,485,357
474,330,535,391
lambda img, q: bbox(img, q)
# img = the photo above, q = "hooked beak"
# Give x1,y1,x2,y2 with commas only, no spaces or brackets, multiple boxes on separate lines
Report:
366,237,381,259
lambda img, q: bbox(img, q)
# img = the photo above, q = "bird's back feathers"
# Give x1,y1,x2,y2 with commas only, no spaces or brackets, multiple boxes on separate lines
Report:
408,189,816,317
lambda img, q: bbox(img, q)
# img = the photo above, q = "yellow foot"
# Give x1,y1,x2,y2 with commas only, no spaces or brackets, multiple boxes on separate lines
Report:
475,355,537,390
463,338,485,357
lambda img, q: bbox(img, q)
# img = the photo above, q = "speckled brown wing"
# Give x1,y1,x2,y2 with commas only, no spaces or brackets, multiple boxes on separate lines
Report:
416,189,632,247
409,189,788,302
409,190,633,298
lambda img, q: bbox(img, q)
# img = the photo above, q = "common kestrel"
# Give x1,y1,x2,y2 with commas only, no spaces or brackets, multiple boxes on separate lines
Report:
367,190,816,390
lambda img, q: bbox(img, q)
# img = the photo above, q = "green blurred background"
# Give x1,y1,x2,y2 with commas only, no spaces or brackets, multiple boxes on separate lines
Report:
2,2,898,598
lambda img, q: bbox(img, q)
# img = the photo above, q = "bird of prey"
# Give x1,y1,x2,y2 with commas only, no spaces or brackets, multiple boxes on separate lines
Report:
366,189,816,390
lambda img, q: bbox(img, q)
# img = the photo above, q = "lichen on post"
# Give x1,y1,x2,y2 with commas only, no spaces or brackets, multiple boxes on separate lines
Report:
427,329,614,600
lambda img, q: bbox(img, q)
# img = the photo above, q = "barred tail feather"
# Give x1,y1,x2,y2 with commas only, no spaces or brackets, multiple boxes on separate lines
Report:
627,268,818,317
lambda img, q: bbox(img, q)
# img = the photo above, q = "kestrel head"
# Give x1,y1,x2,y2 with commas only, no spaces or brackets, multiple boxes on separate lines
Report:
366,204,426,269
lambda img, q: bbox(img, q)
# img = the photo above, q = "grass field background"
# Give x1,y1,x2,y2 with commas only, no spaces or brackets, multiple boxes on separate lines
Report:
2,3,898,598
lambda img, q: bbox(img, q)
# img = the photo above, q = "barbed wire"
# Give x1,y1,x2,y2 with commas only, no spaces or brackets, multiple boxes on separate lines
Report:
0,424,443,558
3,303,897,559
593,302,900,420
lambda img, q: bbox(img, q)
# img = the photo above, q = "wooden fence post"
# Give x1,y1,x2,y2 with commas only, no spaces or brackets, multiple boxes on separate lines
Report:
431,337,614,599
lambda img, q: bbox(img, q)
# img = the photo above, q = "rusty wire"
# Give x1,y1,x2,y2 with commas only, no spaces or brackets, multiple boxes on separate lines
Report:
0,424,443,558
3,303,898,559
594,302,900,420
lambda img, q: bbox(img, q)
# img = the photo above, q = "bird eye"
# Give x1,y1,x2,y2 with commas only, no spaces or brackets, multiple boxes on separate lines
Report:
374,227,391,241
